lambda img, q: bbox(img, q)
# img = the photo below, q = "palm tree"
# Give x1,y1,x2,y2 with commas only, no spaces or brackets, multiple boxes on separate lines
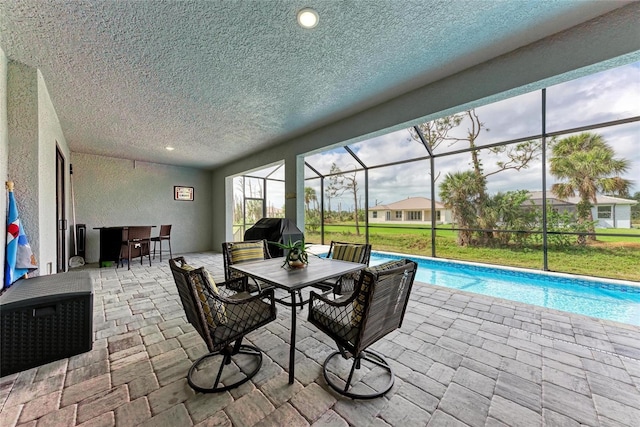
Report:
439,171,486,246
549,132,631,243
304,187,317,213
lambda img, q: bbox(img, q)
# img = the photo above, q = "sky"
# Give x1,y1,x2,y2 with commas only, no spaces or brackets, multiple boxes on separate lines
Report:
245,61,639,212
302,61,640,211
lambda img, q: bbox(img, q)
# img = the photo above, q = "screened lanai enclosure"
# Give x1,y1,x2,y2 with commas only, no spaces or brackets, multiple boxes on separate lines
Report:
232,163,285,241
234,61,640,282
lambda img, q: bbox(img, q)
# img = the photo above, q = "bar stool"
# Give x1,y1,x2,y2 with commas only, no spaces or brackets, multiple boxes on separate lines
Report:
120,226,152,270
152,224,173,262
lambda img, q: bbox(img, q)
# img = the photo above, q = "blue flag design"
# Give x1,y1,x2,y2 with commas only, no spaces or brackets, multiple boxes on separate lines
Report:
5,184,38,289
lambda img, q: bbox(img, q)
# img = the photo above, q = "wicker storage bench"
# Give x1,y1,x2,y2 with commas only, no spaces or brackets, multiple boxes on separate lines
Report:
0,271,94,376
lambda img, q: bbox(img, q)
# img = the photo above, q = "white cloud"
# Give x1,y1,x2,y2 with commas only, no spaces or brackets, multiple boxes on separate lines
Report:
546,62,640,131
303,61,640,207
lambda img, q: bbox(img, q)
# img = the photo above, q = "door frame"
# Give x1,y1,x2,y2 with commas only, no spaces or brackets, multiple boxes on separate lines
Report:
56,145,66,273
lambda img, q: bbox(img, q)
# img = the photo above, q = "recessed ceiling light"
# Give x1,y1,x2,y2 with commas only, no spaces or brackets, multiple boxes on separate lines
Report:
165,146,175,151
297,8,319,29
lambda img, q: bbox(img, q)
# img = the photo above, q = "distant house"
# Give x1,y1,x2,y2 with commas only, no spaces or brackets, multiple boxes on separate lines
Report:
267,206,283,217
369,197,452,225
527,191,637,229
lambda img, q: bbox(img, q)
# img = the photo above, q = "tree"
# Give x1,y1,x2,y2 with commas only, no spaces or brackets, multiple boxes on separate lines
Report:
550,132,631,243
411,113,464,153
324,164,344,219
631,191,640,222
304,186,321,232
439,171,485,246
326,163,361,235
485,190,538,246
304,187,317,213
427,109,542,246
410,113,465,183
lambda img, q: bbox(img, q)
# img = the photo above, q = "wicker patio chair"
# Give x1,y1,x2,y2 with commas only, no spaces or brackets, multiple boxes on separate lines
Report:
308,259,417,399
151,224,172,261
320,241,372,295
222,240,272,293
169,257,277,393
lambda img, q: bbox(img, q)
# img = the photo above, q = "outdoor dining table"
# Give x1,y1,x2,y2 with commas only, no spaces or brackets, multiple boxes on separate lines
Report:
229,256,365,384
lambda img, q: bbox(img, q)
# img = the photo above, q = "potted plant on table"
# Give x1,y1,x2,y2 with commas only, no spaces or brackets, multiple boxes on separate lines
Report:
270,237,309,269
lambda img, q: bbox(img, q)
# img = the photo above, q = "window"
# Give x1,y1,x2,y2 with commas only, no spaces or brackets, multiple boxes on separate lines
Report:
407,211,422,221
232,163,285,241
372,211,378,218
302,61,640,281
597,206,612,219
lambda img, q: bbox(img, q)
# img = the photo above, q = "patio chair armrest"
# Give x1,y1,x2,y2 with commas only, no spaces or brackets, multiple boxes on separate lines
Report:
308,289,355,308
220,276,248,292
248,277,263,293
191,267,269,304
204,282,275,306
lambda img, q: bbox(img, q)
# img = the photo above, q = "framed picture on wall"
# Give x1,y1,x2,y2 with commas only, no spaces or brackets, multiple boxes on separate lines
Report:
174,186,194,201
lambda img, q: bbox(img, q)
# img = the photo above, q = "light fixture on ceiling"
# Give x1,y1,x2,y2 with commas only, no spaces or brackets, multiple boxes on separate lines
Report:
165,146,175,151
297,8,319,29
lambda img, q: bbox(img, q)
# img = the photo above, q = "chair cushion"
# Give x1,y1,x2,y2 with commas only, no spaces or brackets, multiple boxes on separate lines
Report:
182,264,227,325
311,299,359,346
211,297,275,345
331,244,365,263
351,260,408,326
320,276,339,287
328,244,367,295
230,242,265,264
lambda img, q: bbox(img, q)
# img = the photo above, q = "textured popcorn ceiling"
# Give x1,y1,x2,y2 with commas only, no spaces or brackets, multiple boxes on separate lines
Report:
0,1,630,169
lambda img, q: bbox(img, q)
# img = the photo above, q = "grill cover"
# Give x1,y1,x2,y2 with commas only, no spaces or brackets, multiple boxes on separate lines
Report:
244,218,303,257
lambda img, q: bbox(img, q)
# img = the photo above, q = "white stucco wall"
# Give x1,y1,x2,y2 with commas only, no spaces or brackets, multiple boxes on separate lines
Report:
616,205,632,229
38,70,70,274
4,60,71,278
72,153,213,263
0,46,8,289
619,205,632,228
368,210,451,225
443,210,453,224
594,204,632,229
6,60,40,274
211,6,640,250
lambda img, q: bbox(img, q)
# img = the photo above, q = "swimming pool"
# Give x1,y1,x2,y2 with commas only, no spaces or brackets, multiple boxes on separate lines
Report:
368,251,640,326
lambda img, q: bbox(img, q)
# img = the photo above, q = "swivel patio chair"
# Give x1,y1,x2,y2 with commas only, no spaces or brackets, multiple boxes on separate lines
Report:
308,259,417,399
119,226,152,270
151,224,172,262
222,240,272,293
169,257,277,393
320,241,372,295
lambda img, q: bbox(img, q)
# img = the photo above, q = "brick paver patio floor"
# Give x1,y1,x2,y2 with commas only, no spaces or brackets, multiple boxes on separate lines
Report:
1,251,639,426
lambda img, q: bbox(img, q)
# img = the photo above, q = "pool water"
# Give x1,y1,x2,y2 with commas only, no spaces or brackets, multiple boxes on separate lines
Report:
368,252,640,326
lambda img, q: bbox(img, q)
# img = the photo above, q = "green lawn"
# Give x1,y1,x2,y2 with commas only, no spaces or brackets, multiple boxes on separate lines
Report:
306,223,639,281
591,227,640,242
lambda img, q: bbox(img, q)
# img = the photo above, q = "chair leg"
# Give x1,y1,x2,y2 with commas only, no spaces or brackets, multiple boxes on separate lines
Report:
322,349,394,399
153,239,171,262
145,243,151,266
186,343,263,393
